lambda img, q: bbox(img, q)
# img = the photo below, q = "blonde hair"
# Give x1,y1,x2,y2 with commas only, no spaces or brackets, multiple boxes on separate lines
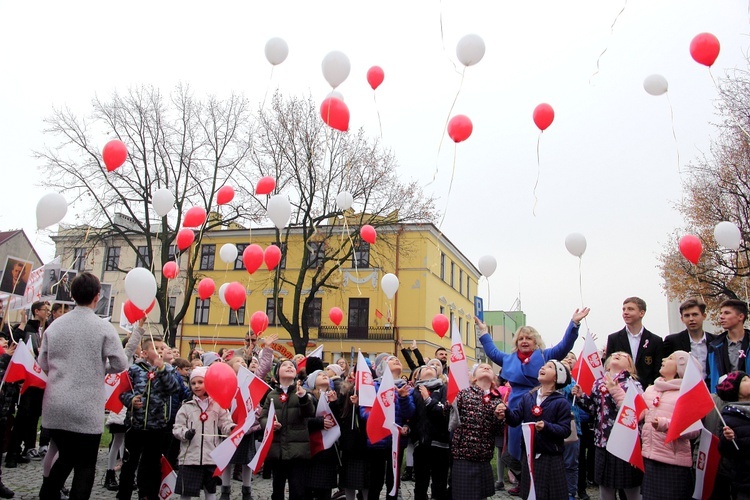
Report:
604,351,638,380
512,326,545,351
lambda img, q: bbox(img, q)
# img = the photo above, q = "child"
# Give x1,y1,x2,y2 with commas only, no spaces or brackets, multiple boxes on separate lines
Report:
717,370,750,499
173,366,235,499
560,352,583,500
304,370,340,500
502,360,572,500
118,336,180,500
260,359,315,500
337,379,369,500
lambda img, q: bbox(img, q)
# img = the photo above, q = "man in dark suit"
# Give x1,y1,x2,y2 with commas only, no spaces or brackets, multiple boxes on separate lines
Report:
604,296,664,388
663,298,716,381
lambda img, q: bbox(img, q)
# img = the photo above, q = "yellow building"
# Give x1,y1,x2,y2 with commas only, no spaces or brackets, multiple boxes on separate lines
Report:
182,222,482,368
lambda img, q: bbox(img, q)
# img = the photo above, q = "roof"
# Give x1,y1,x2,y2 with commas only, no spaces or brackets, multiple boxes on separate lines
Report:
0,230,21,246
0,229,43,265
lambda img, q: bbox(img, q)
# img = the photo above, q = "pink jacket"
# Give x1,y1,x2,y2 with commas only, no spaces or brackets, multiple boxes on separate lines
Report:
640,377,698,467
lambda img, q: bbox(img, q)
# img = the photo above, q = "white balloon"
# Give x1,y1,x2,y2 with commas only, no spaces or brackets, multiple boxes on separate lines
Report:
321,51,351,89
456,34,486,67
265,37,289,66
36,193,68,230
477,255,497,278
267,195,291,230
336,191,353,211
714,221,742,250
219,282,230,306
152,188,175,217
565,233,587,257
124,267,157,310
327,90,344,101
219,243,239,264
381,273,400,299
643,74,668,96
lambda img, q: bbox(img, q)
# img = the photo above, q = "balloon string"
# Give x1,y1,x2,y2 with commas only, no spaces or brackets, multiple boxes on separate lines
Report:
373,92,383,141
665,92,681,176
438,0,461,74
533,133,542,217
438,145,458,230
578,257,590,331
589,0,628,85
708,67,750,141
262,66,275,110
429,67,466,186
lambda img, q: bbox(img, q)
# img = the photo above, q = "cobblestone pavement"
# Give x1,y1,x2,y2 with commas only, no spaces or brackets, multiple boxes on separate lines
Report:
2,450,600,499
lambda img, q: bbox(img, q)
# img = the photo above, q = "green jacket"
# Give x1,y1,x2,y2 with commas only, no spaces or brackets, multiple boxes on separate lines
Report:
260,386,315,461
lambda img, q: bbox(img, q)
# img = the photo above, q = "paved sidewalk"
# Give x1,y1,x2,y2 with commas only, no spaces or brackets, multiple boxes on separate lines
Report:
2,450,600,499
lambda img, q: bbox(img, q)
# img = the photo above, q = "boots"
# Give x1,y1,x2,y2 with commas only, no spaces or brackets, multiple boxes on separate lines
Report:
218,486,231,500
105,470,119,491
401,466,414,481
241,485,252,500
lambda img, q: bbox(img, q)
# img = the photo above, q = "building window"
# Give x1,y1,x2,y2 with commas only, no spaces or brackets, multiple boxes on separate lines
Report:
347,298,370,338
169,245,180,261
450,311,454,331
459,269,464,294
168,297,176,318
229,305,246,325
440,252,446,280
108,296,115,317
352,242,370,268
194,298,210,325
73,247,87,272
105,247,120,271
278,243,287,270
199,245,215,270
307,242,325,268
466,320,471,345
137,246,151,268
305,297,322,327
450,262,455,288
466,276,471,300
440,305,445,316
266,298,283,325
234,243,248,270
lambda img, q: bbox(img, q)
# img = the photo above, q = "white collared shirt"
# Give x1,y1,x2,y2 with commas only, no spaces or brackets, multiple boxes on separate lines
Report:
626,325,644,360
689,333,708,374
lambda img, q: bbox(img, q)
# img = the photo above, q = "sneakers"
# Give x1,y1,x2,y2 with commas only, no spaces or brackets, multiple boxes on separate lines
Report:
26,448,42,461
508,486,522,497
0,482,13,498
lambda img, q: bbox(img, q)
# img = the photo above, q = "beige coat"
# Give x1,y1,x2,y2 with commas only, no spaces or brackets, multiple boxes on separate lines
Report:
173,396,235,466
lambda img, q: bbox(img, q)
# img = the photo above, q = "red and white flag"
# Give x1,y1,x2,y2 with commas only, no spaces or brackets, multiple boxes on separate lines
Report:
521,422,537,500
231,366,271,426
572,330,604,394
210,411,256,472
356,350,376,407
447,319,470,404
693,426,720,500
159,455,177,499
296,344,324,373
104,371,132,413
606,382,647,471
2,340,47,393
249,402,276,473
666,357,715,443
366,366,396,444
310,392,341,456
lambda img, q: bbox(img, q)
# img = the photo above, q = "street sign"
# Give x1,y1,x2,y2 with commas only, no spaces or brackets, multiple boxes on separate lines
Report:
474,296,484,322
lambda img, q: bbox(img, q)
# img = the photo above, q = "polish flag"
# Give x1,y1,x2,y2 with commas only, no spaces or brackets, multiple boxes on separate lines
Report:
249,403,276,473
692,426,720,500
572,330,604,394
666,356,715,443
356,350,376,407
521,422,537,500
447,319,470,404
2,340,47,393
309,392,341,456
231,366,271,426
104,371,132,413
296,344,324,373
606,382,647,471
366,367,396,444
210,411,255,472
159,455,177,499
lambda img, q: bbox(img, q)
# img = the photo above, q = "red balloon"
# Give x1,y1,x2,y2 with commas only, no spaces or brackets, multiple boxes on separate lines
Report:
242,244,264,274
690,32,720,67
533,103,555,131
204,362,238,410
176,228,195,251
250,311,270,334
197,278,216,300
224,282,246,310
447,115,473,143
367,66,385,90
432,314,450,338
217,185,235,205
102,139,128,172
360,224,377,244
162,261,179,279
256,176,276,196
320,97,350,132
183,206,207,228
329,307,343,326
264,245,282,270
679,235,703,265
123,299,156,324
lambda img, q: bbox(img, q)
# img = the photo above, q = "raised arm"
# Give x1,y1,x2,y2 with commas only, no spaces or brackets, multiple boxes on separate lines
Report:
544,308,590,361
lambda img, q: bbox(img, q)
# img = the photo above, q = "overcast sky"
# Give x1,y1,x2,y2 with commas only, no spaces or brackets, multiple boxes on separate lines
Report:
0,1,746,349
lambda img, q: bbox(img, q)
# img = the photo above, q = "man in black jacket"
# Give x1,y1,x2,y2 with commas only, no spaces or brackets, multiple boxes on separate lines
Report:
604,297,664,388
707,299,750,392
664,298,717,380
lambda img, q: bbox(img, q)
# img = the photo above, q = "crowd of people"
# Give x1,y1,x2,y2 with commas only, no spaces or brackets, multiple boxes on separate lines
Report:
0,275,748,500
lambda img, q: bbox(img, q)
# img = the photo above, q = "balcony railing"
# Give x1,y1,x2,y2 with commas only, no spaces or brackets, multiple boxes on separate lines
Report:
317,326,395,341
